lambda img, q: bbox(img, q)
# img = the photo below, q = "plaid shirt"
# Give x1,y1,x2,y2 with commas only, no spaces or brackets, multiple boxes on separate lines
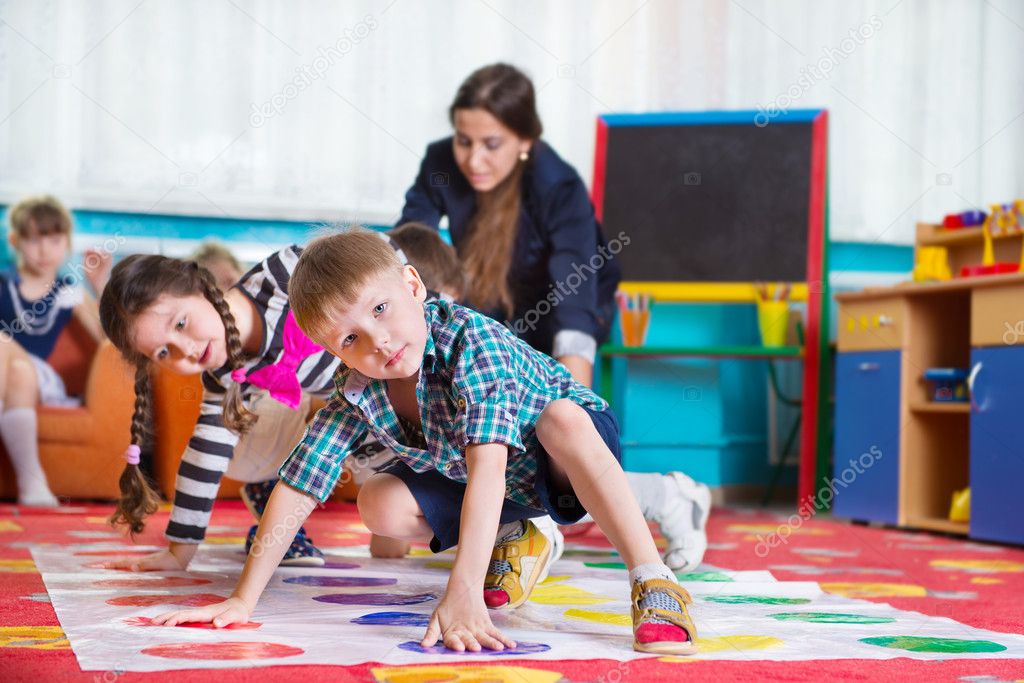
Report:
279,298,607,509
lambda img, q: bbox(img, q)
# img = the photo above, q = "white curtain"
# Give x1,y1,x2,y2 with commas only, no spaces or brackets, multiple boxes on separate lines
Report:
1,0,1021,243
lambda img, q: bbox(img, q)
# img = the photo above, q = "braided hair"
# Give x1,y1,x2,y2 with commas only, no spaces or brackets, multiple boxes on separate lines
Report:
100,254,255,534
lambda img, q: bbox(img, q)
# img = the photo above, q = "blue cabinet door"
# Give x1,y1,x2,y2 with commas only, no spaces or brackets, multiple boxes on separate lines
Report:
832,350,901,524
970,347,1024,545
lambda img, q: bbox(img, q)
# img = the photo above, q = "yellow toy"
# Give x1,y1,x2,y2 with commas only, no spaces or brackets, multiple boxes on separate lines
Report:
949,487,970,523
913,246,951,282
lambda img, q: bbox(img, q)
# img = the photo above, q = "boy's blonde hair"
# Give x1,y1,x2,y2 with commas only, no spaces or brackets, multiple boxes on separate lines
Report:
291,227,404,344
192,241,243,274
388,222,465,297
8,195,73,239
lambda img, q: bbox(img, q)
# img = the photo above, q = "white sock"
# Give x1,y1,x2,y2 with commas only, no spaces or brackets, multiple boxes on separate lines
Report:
626,471,669,521
628,562,677,585
1,407,57,506
495,520,525,543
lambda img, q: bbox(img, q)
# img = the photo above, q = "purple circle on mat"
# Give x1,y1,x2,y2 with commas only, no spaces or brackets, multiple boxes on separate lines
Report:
314,593,436,606
321,561,360,570
351,611,431,627
285,576,397,587
398,641,551,656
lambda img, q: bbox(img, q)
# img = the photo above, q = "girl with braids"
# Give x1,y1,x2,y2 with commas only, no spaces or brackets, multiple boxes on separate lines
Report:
97,242,397,570
398,63,712,571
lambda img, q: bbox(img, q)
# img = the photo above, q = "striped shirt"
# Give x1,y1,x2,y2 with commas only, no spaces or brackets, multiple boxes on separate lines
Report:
166,238,405,543
279,298,607,510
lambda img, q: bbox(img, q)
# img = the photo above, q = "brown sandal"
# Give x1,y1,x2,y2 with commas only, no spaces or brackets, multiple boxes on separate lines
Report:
631,578,698,655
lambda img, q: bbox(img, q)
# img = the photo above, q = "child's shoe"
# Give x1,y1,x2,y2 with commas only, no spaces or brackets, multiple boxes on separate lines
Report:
240,479,276,520
482,519,550,609
631,577,698,655
245,524,325,567
659,472,712,572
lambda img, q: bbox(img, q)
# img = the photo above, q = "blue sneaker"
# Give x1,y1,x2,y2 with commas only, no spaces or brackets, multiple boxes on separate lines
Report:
240,479,276,520
245,524,326,567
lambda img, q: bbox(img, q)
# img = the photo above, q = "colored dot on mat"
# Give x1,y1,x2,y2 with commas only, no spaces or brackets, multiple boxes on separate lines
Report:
929,559,1024,573
768,612,896,624
141,641,304,660
284,576,397,588
106,593,226,607
970,577,1003,585
321,561,360,570
0,559,36,573
860,636,1007,653
370,665,564,683
95,577,211,589
694,635,785,654
528,583,613,606
675,571,734,582
819,582,927,598
313,593,435,606
398,641,551,656
350,611,431,627
124,616,261,630
703,596,812,605
564,608,631,627
424,561,454,570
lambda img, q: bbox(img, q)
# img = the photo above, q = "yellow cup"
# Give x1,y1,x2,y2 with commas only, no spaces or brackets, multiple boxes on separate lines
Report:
757,300,789,347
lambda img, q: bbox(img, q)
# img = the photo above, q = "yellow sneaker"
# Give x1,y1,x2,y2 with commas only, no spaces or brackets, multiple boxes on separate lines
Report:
483,520,550,610
631,578,698,655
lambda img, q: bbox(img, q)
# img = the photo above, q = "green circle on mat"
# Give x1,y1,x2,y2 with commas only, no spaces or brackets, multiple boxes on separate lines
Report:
860,636,1007,653
769,612,896,624
705,596,812,605
583,562,735,582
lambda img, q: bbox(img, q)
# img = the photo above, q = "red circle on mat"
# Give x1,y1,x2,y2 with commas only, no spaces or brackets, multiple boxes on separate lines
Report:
75,550,152,557
124,616,261,630
96,577,211,589
107,593,226,607
141,641,304,660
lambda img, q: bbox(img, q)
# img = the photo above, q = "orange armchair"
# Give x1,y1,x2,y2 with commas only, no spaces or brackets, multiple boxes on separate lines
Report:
0,318,136,500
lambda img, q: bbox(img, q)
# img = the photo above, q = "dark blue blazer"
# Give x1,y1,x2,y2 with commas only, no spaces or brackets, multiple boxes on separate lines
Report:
398,137,621,357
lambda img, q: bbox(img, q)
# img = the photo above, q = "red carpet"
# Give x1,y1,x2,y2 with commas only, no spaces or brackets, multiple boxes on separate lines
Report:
2,501,1024,681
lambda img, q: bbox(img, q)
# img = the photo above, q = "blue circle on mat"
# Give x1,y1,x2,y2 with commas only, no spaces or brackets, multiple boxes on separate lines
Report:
285,576,397,587
351,611,432,627
313,593,436,606
398,641,551,656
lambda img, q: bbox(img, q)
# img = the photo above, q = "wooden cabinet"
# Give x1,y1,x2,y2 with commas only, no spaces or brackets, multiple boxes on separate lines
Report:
832,350,901,524
835,272,1024,543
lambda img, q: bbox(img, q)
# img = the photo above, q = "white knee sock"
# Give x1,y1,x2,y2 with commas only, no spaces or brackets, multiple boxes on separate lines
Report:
1,406,58,506
626,471,669,520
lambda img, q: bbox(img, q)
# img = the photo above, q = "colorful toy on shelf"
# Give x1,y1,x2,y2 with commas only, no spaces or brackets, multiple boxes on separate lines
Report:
959,202,1021,277
949,487,970,523
942,209,987,229
913,246,952,282
923,367,969,402
616,290,652,347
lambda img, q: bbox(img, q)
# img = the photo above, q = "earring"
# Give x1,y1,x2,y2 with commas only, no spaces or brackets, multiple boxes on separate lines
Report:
519,150,529,162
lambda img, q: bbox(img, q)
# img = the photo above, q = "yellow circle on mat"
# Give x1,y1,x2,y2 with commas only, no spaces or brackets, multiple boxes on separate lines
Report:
529,583,614,605
930,559,1024,573
820,582,927,598
202,536,245,545
728,524,832,536
371,665,563,683
564,608,631,627
0,626,69,650
658,635,784,660
0,520,24,532
0,559,36,573
970,577,1004,585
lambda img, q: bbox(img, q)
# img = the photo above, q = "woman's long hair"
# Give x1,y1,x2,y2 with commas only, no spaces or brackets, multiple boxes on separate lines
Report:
450,63,543,317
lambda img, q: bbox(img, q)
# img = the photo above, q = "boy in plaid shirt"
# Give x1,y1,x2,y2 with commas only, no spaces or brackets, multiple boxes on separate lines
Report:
153,229,698,655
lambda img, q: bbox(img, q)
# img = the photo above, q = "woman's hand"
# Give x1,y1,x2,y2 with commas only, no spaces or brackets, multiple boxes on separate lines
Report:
151,596,252,629
420,590,516,652
99,543,197,572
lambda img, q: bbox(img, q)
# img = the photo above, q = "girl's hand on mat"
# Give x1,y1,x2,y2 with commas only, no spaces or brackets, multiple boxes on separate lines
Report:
421,592,517,652
152,597,251,628
100,547,191,572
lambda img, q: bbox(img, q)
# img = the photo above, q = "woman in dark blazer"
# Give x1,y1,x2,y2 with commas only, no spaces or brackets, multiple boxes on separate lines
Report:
397,63,709,572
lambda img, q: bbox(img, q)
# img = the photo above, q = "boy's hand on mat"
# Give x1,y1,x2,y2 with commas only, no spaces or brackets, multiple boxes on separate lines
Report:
100,547,190,572
152,597,251,628
421,591,517,652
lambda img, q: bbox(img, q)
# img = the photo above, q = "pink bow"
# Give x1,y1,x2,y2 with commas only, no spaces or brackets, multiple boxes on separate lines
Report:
230,310,323,409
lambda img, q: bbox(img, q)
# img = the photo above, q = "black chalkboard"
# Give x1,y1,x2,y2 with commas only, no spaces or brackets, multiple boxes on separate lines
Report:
600,120,812,281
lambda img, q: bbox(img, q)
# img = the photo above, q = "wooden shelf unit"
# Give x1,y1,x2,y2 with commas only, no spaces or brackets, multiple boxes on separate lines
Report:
916,221,1024,275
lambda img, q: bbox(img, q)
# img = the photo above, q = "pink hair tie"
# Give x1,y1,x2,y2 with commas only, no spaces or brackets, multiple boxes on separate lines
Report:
231,368,248,384
124,444,141,466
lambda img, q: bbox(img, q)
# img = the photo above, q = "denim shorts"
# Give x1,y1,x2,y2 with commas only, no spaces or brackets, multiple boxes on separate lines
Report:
379,405,621,552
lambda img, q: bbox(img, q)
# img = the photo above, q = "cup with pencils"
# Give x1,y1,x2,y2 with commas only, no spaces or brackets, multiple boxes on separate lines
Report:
755,282,790,347
616,291,652,347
